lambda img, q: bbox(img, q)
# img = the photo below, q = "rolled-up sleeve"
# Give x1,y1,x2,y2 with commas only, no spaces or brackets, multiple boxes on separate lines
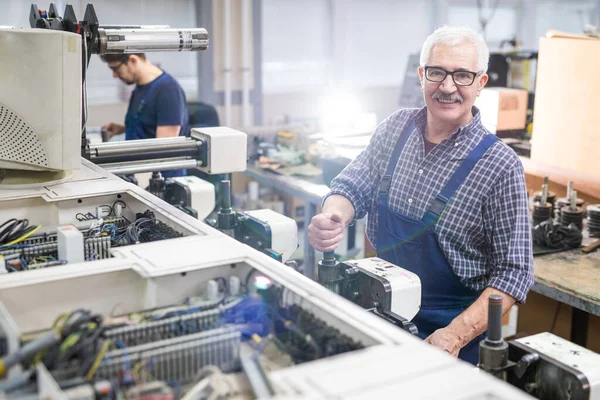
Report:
323,118,389,220
483,160,534,303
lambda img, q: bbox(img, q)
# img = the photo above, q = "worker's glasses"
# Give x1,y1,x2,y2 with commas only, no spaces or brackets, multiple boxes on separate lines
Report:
109,59,128,72
424,66,481,86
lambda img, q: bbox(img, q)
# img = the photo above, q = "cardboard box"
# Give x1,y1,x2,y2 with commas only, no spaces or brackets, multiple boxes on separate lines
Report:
284,195,305,223
476,87,528,133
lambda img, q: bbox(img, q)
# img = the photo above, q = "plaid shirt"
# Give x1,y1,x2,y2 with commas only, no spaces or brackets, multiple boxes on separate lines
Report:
327,106,534,303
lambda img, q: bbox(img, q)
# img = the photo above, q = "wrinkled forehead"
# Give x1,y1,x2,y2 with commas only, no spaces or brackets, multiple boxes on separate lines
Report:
428,43,479,71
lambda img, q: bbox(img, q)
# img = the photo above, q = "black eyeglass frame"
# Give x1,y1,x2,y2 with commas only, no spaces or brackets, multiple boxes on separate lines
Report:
423,66,482,86
108,57,130,72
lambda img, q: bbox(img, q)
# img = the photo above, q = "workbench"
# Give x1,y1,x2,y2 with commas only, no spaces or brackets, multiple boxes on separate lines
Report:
532,248,600,346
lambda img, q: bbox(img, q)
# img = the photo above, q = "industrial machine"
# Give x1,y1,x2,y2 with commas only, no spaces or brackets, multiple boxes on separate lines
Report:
479,295,600,400
0,3,597,400
0,3,297,266
317,252,420,335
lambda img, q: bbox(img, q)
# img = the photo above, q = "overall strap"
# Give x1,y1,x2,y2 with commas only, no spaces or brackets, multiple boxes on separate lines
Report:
422,134,500,225
378,121,415,195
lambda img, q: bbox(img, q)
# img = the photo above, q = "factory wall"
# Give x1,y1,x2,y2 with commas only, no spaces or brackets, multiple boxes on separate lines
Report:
1,0,597,127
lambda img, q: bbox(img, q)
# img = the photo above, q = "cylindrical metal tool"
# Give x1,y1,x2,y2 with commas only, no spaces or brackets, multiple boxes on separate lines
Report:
98,28,209,54
555,181,584,219
318,252,343,294
217,180,237,232
533,178,556,216
561,190,584,231
89,137,201,164
478,294,509,379
100,159,201,175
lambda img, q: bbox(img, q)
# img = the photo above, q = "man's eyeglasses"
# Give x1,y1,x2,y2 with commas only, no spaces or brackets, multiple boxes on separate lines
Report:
109,59,128,72
424,66,481,86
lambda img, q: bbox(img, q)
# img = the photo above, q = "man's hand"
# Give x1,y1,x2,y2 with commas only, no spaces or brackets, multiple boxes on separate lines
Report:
101,122,125,139
308,210,345,252
424,327,462,357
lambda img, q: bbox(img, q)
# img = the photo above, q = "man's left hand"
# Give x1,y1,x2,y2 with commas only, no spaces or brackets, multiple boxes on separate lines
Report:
424,327,462,357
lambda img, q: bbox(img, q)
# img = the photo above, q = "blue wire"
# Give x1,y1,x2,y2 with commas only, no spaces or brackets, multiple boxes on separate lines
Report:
113,339,131,372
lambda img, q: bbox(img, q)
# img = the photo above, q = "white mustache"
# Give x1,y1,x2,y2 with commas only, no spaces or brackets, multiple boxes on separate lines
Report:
432,92,463,103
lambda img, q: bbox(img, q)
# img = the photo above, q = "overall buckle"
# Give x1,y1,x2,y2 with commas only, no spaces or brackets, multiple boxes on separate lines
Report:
379,176,392,193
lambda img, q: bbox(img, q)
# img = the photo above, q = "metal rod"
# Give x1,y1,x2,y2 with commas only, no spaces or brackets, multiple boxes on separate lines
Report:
487,294,503,344
100,159,201,175
541,183,548,205
221,180,232,210
570,190,578,212
98,28,209,54
90,136,189,150
91,140,197,156
89,138,202,164
567,181,574,199
99,25,170,29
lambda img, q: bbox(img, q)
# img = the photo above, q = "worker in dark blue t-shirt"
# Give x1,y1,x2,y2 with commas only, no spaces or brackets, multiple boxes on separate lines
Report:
100,53,190,178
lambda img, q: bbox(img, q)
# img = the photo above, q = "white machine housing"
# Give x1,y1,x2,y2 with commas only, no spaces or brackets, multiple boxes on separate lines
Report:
245,209,298,263
169,175,216,220
344,257,421,321
515,332,600,400
192,127,247,174
0,29,81,172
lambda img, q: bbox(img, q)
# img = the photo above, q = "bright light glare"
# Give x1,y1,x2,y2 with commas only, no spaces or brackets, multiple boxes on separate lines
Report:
320,92,363,134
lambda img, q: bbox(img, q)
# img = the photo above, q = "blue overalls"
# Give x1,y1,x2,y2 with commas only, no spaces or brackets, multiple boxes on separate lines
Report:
376,121,499,364
125,73,185,178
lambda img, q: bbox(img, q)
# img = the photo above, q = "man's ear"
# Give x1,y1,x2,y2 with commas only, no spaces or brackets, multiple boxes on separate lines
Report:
477,73,489,96
418,66,425,89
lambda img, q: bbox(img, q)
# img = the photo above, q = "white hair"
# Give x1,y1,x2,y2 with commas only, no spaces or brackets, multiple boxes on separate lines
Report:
420,26,490,73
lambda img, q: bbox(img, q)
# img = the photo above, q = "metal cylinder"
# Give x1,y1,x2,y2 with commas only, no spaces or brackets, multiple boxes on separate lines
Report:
98,28,209,54
221,180,232,210
488,294,503,344
478,294,509,376
101,159,200,175
318,252,342,294
90,139,201,164
90,136,189,150
100,25,170,29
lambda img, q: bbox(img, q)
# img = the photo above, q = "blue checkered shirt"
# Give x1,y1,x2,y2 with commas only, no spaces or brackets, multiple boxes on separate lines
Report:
327,106,534,303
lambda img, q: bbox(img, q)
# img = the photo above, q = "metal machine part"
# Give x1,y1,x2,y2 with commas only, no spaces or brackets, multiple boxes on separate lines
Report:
88,127,247,177
97,28,208,54
317,255,421,336
28,3,210,157
479,295,513,379
318,252,344,294
211,180,298,263
479,294,600,399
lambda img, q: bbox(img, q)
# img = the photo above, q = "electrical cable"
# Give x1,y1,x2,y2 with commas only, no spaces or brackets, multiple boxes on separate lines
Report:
3,225,42,246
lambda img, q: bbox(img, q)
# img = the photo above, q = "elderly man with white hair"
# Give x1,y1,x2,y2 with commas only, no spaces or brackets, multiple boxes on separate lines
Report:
308,26,533,364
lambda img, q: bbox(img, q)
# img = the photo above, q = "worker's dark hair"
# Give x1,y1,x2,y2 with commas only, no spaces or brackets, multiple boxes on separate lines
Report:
100,53,146,63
